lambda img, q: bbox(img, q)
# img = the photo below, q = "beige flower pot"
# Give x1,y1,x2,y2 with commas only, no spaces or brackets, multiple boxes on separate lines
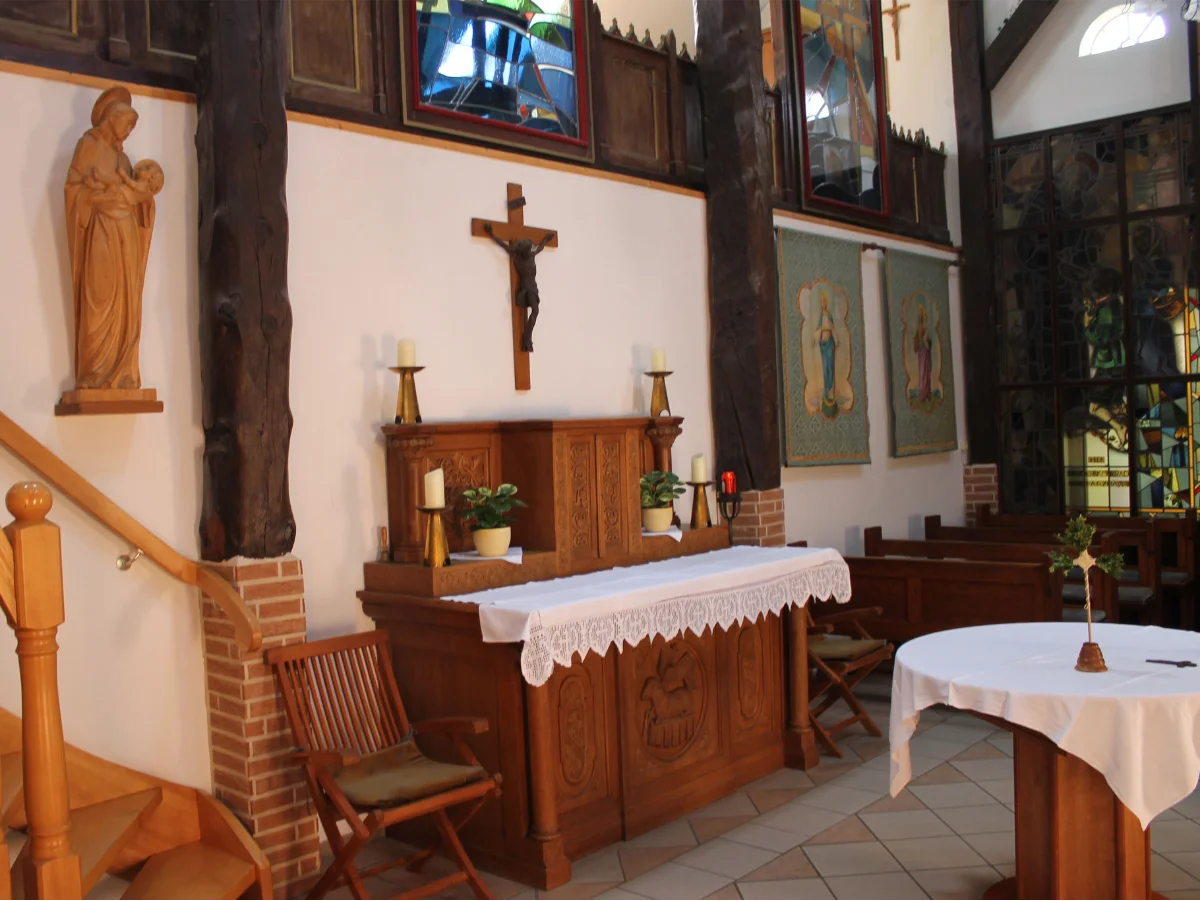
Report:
642,507,673,533
472,526,512,558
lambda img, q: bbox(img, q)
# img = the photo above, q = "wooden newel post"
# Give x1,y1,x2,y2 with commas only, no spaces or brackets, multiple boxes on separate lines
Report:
6,482,83,898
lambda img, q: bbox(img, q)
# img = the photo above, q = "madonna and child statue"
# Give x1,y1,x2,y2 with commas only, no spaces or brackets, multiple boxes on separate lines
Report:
57,86,165,415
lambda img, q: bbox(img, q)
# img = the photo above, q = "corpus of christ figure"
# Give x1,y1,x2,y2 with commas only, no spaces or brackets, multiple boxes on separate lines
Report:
482,222,553,352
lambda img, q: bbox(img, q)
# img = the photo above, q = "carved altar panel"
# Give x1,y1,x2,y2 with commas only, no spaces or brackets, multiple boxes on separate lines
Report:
563,434,599,565
427,449,492,552
596,434,627,556
618,631,721,788
285,0,379,113
722,616,783,742
548,651,619,816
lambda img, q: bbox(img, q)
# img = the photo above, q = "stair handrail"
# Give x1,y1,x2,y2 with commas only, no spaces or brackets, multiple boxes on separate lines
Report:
0,411,261,651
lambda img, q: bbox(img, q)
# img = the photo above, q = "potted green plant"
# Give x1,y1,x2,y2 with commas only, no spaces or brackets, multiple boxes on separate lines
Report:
460,483,527,557
640,470,685,533
1048,515,1124,672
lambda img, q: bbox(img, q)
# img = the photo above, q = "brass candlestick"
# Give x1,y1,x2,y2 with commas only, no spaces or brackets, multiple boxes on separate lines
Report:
688,481,713,530
390,365,424,424
645,370,673,418
418,505,450,568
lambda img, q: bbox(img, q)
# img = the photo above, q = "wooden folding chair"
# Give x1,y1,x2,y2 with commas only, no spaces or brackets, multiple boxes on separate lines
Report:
806,606,894,758
265,631,501,900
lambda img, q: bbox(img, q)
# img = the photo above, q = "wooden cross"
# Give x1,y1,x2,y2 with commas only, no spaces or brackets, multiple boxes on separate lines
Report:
880,0,910,60
471,183,558,391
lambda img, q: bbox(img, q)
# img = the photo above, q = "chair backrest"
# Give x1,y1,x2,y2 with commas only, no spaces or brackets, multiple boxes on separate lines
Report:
265,630,411,755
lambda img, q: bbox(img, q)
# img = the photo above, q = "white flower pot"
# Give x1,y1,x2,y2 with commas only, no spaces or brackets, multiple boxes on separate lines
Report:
472,526,512,558
642,507,673,533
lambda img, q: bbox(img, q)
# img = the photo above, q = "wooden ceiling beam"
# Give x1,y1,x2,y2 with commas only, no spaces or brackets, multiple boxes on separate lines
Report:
984,0,1060,91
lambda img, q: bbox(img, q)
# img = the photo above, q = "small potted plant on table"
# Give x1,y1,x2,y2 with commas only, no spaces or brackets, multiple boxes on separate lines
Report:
640,470,685,533
460,483,527,557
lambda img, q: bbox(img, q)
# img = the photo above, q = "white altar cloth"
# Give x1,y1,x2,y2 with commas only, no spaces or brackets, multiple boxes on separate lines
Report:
890,622,1200,828
447,545,851,686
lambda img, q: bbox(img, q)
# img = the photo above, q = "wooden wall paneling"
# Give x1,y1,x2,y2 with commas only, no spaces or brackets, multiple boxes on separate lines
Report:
663,30,688,177
124,0,202,80
284,0,379,115
0,0,103,57
888,126,921,237
764,85,785,203
596,27,671,174
768,0,801,207
499,424,559,555
678,55,705,183
919,146,950,244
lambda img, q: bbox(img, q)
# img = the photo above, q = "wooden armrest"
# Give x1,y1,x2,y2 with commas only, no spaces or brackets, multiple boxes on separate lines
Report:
814,606,883,624
414,717,490,736
287,748,362,768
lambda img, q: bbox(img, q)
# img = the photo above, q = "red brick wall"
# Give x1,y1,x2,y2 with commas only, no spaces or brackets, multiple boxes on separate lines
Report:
964,464,999,526
729,488,786,547
202,556,319,898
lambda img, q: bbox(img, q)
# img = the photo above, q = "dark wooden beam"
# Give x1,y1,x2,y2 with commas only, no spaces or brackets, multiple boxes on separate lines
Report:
696,0,780,491
195,0,296,561
949,0,998,464
984,0,1059,91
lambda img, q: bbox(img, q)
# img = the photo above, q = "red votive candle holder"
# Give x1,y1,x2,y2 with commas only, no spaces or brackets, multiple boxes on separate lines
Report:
720,471,737,495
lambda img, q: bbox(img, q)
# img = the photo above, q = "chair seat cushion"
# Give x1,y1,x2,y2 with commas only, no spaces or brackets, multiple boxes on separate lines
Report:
810,637,887,661
332,741,485,808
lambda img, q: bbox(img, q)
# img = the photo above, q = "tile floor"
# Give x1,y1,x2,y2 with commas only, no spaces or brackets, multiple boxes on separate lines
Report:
330,672,1200,900
12,671,1200,899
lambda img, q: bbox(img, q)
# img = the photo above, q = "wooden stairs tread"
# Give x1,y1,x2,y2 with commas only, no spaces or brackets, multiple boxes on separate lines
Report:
0,751,21,827
71,787,163,894
122,841,258,900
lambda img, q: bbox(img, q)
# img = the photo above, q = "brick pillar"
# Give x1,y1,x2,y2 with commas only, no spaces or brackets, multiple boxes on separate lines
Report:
202,556,320,898
730,488,786,547
964,464,999,526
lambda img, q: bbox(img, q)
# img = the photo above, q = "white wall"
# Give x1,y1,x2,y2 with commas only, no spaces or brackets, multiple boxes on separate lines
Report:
991,0,1190,138
593,0,696,46
777,217,967,554
0,68,712,787
983,0,1023,47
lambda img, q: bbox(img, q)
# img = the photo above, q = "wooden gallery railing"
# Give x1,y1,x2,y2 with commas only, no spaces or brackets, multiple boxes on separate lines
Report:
0,410,262,898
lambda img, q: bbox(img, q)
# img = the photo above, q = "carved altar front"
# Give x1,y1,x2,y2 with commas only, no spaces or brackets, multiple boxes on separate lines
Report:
361,416,815,890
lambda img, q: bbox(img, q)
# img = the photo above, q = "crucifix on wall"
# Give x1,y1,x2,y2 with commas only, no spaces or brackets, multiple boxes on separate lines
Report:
880,0,910,60
471,184,558,391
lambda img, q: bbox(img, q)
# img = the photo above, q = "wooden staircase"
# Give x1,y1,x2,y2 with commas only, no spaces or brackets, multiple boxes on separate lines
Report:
0,708,271,898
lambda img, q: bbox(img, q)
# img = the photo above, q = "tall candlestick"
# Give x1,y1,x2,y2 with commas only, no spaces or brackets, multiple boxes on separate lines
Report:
651,347,666,372
397,339,416,368
424,467,445,509
691,453,707,484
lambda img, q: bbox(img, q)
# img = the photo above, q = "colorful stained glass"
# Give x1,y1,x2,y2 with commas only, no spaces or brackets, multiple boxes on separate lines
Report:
795,0,887,214
1124,115,1182,212
1061,385,1130,512
1054,224,1124,381
1000,389,1059,512
1051,125,1119,221
1133,381,1197,510
414,0,584,143
997,233,1053,384
994,140,1047,230
1129,215,1196,377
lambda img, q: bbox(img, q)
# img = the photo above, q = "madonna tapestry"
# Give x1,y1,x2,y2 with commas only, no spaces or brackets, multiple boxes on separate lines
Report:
883,249,958,457
778,229,870,466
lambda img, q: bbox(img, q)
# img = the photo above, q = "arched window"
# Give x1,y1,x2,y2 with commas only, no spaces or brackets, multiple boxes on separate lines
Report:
1079,4,1168,57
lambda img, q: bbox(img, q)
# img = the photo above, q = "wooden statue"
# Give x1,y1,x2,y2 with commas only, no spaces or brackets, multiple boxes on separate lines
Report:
482,223,553,352
58,86,164,416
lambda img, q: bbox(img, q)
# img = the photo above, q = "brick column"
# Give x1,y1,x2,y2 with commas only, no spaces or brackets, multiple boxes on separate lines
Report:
964,464,999,526
730,488,786,547
201,556,319,898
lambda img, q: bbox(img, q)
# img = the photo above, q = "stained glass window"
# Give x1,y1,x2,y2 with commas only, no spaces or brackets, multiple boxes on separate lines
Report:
1054,224,1124,381
794,0,888,216
1000,389,1059,512
1129,215,1195,377
1133,382,1198,511
1051,125,1119,221
1125,116,1182,212
994,140,1046,230
1062,386,1130,512
997,233,1053,384
412,0,586,146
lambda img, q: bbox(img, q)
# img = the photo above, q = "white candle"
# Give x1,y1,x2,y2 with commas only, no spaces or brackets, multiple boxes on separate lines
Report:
397,339,416,368
691,453,707,483
651,348,666,372
424,467,445,509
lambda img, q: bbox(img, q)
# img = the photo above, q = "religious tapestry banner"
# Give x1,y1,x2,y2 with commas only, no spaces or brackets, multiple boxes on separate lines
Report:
778,229,870,466
883,249,958,457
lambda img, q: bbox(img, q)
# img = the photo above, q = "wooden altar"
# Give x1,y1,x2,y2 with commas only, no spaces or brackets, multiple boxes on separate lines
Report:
359,416,818,889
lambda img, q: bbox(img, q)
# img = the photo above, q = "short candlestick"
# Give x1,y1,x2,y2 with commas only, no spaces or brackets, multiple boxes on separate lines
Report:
390,365,425,425
645,370,673,418
417,505,451,568
687,481,713,530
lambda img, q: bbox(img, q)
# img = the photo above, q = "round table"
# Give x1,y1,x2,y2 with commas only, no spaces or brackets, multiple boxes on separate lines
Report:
889,622,1200,900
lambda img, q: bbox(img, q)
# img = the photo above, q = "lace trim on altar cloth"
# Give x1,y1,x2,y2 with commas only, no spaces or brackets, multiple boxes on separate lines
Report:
519,559,852,686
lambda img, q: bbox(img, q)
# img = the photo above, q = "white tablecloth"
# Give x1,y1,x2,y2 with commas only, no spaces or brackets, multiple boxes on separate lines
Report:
447,545,851,686
890,622,1200,828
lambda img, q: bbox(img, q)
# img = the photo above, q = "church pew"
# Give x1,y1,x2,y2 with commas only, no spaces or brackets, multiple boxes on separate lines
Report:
833,554,1061,643
923,516,1161,626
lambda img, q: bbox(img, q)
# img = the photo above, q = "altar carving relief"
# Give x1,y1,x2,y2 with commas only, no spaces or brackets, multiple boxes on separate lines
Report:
640,639,706,760
568,439,594,554
556,673,595,796
736,626,764,723
428,451,489,549
598,436,623,549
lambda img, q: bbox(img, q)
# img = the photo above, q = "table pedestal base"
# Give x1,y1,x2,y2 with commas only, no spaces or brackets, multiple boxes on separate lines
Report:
987,725,1153,899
